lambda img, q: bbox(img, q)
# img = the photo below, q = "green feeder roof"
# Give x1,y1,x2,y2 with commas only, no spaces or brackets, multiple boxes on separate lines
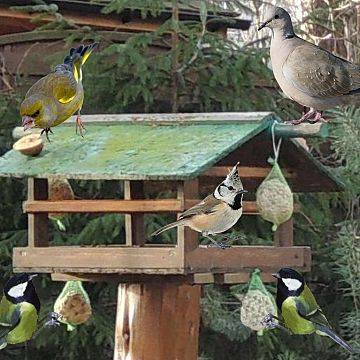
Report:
0,112,344,191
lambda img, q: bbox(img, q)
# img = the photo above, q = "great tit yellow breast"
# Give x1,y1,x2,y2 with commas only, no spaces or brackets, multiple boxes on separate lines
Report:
281,297,315,335
6,302,38,345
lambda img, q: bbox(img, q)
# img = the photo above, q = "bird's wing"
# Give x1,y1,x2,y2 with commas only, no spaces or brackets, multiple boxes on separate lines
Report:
26,71,78,104
0,307,21,339
51,71,78,104
282,44,356,98
295,286,330,328
179,195,222,220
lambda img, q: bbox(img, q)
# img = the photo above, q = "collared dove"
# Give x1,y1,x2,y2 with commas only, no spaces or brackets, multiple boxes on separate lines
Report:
258,7,360,124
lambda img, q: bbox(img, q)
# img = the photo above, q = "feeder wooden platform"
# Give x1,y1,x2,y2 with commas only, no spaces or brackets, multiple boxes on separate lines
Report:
0,112,342,360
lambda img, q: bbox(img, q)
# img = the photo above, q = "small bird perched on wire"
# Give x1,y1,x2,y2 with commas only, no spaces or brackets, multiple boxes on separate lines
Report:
151,162,248,249
20,43,98,141
263,268,352,353
0,273,40,349
258,7,360,124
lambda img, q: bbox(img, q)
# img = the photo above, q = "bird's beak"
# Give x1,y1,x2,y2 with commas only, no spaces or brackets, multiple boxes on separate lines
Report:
22,116,35,131
28,274,38,281
272,272,280,279
258,19,271,31
238,189,248,194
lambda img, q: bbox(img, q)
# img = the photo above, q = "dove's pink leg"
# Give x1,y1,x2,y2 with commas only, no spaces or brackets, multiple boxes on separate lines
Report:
287,108,323,125
308,111,327,123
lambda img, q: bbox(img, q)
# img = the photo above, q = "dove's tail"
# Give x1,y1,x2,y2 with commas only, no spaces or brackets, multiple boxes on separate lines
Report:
63,43,98,81
316,325,353,352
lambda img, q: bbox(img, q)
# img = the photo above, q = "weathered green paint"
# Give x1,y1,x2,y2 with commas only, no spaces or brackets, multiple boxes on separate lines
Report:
0,119,270,181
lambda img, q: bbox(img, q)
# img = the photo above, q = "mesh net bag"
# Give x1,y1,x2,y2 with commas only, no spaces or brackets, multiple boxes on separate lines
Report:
256,158,293,231
239,269,277,333
54,281,92,331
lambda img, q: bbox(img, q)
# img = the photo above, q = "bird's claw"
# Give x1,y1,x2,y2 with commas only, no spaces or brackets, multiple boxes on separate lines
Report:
41,128,53,142
44,312,62,327
207,242,231,250
261,313,278,329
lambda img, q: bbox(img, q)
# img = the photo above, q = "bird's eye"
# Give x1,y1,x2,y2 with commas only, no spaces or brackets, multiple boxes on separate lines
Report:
32,110,40,117
228,186,235,191
274,14,279,19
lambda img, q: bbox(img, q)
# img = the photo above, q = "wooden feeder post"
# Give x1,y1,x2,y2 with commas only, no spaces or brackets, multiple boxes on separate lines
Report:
114,282,201,360
114,179,201,360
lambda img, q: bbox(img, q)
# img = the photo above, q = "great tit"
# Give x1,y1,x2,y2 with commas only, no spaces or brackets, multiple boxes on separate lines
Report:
151,162,248,248
0,273,40,349
263,267,352,352
20,43,98,140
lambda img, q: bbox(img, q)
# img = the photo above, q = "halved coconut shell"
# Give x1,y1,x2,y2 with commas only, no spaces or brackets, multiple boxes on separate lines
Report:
13,134,43,156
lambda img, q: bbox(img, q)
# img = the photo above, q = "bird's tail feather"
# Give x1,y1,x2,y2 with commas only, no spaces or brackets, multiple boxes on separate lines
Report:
64,43,98,81
150,220,185,237
317,325,352,352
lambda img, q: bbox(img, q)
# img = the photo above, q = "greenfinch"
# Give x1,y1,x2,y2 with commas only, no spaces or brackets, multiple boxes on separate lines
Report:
20,43,98,140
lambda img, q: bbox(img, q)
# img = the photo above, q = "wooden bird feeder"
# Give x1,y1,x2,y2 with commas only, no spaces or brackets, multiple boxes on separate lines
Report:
0,112,342,359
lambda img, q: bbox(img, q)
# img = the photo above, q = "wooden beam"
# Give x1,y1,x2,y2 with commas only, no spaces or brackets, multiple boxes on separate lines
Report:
27,178,49,247
13,246,184,274
13,245,310,274
203,166,297,179
274,122,328,138
0,6,161,33
124,181,145,246
23,199,290,215
60,112,273,124
214,272,275,284
185,246,311,273
24,199,184,213
177,180,199,252
274,218,294,247
50,272,289,284
114,282,200,360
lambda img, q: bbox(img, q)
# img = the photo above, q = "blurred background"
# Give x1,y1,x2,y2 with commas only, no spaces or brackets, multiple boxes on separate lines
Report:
0,1,359,359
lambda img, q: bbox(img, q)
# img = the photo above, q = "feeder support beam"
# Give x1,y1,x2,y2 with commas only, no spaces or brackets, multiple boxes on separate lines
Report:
28,178,49,247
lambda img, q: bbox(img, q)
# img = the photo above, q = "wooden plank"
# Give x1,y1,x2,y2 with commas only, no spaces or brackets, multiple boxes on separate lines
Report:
51,273,191,283
24,199,184,213
185,246,311,273
50,271,300,284
274,218,294,247
61,112,273,124
274,122,328,138
124,181,145,246
177,180,199,252
0,6,161,33
203,166,297,178
114,282,200,360
13,245,311,275
192,273,214,284
27,178,49,247
24,199,299,215
214,272,276,284
13,246,184,273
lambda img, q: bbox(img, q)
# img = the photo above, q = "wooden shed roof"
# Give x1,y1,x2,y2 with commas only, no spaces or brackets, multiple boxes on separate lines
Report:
0,0,251,35
0,112,343,191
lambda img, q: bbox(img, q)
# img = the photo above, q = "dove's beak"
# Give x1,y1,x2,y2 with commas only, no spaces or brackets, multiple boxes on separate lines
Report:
22,116,35,131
